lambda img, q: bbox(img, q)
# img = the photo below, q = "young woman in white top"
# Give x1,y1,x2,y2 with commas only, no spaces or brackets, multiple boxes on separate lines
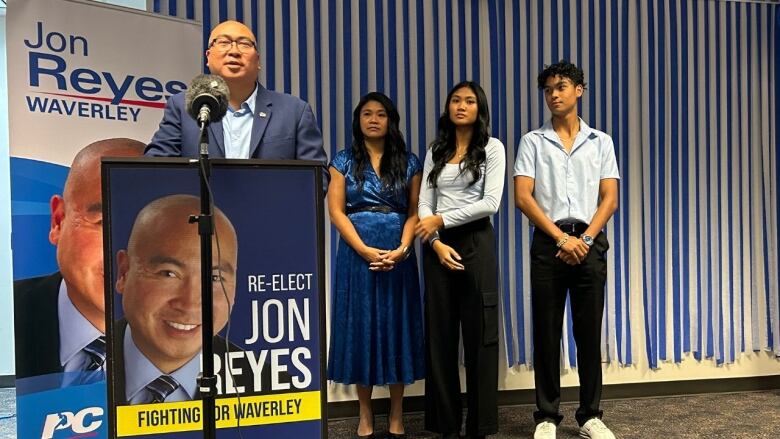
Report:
415,81,505,439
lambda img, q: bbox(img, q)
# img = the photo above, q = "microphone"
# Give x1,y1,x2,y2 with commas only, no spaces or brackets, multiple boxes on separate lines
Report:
184,74,230,126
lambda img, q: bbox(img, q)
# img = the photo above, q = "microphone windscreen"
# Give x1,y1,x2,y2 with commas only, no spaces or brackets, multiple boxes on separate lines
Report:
184,74,230,123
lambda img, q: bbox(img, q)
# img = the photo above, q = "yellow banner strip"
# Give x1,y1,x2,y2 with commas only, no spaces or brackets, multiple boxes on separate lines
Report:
116,391,321,436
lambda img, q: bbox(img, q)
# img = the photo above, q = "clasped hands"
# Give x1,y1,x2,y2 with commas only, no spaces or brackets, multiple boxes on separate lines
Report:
361,245,408,271
556,236,590,265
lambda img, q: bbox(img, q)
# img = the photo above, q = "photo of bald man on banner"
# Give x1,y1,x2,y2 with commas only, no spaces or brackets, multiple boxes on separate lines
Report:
112,194,258,405
14,138,144,391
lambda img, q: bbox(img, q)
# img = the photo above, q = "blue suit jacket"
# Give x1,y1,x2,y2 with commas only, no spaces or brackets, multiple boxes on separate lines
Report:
145,83,329,187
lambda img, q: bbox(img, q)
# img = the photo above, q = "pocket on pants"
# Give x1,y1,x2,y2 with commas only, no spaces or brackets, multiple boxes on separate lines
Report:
592,234,610,261
482,291,499,345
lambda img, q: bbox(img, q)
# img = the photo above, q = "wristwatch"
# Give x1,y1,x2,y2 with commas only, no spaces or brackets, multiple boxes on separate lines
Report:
581,234,594,247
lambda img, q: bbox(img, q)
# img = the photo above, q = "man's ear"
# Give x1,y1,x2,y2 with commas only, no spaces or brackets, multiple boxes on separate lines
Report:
116,249,129,294
49,195,65,245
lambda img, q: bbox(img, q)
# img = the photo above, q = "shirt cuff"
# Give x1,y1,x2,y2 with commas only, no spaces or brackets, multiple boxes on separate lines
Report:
440,213,451,229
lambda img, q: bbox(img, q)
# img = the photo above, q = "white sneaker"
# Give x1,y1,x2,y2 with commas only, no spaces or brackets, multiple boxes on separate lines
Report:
533,420,556,439
579,418,616,439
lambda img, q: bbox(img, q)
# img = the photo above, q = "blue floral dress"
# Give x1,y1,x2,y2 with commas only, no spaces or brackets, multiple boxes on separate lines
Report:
327,149,425,385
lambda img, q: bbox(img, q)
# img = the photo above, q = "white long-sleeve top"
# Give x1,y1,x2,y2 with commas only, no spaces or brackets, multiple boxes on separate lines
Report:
418,136,506,229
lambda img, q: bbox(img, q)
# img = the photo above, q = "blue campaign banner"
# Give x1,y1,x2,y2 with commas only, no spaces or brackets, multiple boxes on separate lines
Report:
102,159,326,438
122,420,322,439
9,157,69,279
7,1,203,436
16,380,108,439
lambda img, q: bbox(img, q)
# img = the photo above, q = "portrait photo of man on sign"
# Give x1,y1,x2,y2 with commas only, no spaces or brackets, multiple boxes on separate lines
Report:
112,194,260,405
14,138,144,387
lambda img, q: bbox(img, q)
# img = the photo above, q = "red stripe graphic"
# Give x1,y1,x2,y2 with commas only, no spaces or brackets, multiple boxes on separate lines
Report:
39,91,167,109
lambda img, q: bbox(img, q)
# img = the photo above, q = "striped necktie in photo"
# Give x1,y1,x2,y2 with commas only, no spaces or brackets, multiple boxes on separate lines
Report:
146,375,181,403
82,336,107,371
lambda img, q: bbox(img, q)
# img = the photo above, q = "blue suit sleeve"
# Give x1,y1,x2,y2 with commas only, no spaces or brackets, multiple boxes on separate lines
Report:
145,94,184,157
296,103,330,192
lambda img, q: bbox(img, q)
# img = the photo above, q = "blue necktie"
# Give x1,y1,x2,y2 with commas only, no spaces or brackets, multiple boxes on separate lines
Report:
62,336,106,387
146,375,180,403
82,336,106,371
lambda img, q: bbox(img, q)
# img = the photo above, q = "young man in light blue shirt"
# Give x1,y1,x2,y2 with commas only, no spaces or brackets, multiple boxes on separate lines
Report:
514,61,620,439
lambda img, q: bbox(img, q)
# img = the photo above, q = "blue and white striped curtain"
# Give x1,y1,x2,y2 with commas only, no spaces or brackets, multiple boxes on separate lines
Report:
150,0,780,370
635,0,779,368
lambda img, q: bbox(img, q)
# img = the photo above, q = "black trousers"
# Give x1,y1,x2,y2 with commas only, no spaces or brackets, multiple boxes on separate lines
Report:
531,227,609,427
423,218,499,436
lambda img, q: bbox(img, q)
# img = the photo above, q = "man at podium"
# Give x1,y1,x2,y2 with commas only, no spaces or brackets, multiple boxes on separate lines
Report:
145,20,329,188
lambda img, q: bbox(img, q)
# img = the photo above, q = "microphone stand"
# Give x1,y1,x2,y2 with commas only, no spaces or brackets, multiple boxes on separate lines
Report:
190,121,217,439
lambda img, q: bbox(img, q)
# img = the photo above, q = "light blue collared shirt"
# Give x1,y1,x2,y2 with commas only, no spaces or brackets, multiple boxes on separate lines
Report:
58,280,104,374
222,85,258,159
513,118,620,224
124,326,200,404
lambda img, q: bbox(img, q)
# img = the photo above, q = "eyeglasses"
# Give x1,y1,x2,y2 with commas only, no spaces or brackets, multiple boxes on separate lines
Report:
209,37,256,53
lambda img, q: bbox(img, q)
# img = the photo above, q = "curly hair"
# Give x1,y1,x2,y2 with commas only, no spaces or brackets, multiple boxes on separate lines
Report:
426,81,490,188
350,92,408,196
537,60,587,89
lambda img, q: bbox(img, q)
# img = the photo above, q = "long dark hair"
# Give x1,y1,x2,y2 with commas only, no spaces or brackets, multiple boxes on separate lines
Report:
351,92,408,195
426,81,490,188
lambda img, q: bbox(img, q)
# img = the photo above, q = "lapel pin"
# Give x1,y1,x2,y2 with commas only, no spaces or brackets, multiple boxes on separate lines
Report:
258,111,267,118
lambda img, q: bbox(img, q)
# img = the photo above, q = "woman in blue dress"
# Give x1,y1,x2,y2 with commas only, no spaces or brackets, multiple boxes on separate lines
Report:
327,92,425,438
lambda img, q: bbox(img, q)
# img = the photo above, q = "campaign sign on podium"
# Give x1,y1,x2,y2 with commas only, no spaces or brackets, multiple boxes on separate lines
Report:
101,158,326,438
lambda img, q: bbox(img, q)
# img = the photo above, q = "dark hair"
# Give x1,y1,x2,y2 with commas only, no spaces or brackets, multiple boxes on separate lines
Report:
537,60,587,89
351,92,408,195
426,81,490,188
